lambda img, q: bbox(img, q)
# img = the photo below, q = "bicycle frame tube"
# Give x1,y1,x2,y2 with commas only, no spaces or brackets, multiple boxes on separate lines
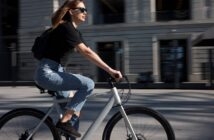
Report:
26,86,137,140
52,95,115,140
112,87,138,140
82,95,115,140
82,87,137,140
26,97,67,140
26,105,55,140
118,106,138,140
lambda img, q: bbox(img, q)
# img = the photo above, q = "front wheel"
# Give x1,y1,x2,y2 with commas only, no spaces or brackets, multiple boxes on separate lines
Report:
0,108,61,140
103,106,175,140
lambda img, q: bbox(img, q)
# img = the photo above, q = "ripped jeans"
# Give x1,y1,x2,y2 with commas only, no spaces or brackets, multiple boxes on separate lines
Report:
34,58,95,113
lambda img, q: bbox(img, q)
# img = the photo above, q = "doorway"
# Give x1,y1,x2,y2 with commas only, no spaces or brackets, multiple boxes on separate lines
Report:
97,41,123,82
0,0,19,80
159,39,187,83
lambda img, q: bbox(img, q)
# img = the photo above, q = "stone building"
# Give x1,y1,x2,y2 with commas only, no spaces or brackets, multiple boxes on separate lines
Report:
2,0,214,83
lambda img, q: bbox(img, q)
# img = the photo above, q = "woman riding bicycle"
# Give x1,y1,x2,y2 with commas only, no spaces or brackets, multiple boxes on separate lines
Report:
34,0,122,138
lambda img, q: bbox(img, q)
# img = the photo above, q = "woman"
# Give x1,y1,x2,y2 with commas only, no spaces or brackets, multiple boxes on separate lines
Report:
34,0,122,138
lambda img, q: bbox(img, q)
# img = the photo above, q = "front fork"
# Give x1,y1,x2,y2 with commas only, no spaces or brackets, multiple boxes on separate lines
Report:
112,87,138,140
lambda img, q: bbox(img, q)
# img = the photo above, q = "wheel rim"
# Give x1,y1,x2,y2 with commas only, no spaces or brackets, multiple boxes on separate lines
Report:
108,113,169,140
19,131,33,140
0,115,56,140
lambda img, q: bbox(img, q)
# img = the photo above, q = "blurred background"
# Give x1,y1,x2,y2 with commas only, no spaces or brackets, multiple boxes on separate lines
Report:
0,0,214,88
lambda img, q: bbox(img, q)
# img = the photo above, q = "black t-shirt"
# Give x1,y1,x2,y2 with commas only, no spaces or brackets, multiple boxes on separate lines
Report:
44,22,84,63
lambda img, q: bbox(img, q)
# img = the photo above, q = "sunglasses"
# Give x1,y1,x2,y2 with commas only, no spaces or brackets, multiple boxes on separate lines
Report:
73,7,87,13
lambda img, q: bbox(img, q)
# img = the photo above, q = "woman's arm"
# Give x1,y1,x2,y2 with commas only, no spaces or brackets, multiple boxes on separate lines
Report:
76,43,122,79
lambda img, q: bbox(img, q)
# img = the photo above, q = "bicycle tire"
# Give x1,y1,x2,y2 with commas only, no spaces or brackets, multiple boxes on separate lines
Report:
0,108,61,140
102,106,175,140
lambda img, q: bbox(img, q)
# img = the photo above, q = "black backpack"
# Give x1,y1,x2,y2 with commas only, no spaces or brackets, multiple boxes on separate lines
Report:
31,28,52,60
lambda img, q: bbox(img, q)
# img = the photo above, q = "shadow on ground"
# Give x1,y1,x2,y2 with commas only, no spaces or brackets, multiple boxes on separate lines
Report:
0,88,214,140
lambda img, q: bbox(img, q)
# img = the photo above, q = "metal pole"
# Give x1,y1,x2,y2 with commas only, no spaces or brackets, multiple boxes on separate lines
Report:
173,40,180,88
10,43,17,82
0,1,2,50
212,49,213,87
208,49,213,87
175,47,180,88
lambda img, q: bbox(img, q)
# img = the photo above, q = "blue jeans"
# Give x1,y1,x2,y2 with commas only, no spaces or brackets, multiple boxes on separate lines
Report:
34,58,95,112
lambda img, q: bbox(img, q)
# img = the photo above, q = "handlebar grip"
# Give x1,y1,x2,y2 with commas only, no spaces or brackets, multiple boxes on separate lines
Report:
114,74,120,79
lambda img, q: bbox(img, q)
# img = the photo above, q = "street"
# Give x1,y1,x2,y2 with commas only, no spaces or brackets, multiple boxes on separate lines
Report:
0,86,214,140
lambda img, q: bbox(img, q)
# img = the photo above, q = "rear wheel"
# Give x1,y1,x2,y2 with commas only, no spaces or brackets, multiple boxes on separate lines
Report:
0,108,61,140
102,107,175,140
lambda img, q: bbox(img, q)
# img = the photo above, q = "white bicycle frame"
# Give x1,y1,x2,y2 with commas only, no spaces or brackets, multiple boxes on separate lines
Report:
26,86,138,140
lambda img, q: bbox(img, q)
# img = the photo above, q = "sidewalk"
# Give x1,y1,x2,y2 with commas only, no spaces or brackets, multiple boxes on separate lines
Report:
0,86,214,140
1,81,214,89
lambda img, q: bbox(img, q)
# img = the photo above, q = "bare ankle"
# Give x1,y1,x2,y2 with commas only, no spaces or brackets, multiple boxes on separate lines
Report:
61,109,75,123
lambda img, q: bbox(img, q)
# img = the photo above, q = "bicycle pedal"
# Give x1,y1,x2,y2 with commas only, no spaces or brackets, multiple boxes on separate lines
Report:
57,128,80,138
57,128,67,136
62,133,70,138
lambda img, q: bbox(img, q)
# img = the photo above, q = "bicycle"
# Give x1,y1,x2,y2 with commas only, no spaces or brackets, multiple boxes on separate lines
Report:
0,76,175,140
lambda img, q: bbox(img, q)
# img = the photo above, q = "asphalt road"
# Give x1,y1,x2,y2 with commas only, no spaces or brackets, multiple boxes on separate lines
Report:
0,86,214,140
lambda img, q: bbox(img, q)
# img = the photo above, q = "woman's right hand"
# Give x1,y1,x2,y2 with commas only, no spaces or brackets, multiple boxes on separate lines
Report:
109,69,123,82
62,0,73,9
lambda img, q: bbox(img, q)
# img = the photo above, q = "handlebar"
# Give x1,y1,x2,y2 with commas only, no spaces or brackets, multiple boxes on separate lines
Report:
108,74,132,106
108,75,130,88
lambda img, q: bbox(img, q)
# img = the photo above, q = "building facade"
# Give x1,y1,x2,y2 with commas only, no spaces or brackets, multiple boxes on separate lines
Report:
17,0,214,83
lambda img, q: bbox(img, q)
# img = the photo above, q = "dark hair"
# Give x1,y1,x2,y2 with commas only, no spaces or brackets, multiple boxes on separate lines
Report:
65,0,84,9
62,11,72,21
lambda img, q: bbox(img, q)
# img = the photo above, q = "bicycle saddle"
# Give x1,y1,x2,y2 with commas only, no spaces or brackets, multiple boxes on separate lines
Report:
35,83,55,96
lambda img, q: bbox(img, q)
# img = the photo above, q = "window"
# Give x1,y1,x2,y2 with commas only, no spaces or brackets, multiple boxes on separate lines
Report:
156,0,190,21
94,0,125,24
